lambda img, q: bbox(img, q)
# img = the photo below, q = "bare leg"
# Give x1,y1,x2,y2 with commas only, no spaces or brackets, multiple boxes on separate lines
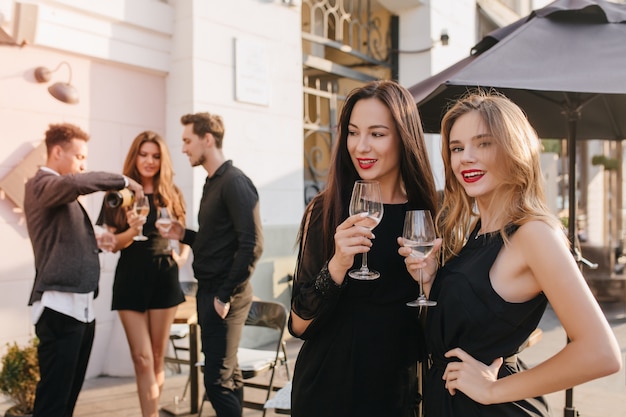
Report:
148,307,178,396
118,310,159,417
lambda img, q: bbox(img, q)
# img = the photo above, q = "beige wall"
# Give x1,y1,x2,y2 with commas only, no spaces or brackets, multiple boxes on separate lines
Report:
0,45,168,377
0,0,304,379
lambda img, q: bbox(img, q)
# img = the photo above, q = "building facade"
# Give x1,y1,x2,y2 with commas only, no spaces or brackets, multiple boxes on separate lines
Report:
0,0,537,380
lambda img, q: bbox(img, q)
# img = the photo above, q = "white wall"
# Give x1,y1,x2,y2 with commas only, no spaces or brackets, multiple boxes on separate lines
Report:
0,44,169,377
0,0,304,379
396,0,477,191
166,0,304,231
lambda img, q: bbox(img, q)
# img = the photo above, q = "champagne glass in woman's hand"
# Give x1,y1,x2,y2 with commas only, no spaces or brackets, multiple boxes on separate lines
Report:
403,210,437,307
133,196,150,241
348,180,384,280
156,207,173,250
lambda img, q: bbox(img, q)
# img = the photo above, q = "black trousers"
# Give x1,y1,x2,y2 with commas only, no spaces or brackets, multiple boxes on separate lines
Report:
33,308,95,417
197,282,253,417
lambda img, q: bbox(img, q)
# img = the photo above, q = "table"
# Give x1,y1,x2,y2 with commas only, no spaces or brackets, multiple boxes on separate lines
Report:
163,295,201,416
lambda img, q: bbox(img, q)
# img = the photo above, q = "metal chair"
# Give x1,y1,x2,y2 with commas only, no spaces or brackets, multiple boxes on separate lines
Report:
166,323,190,374
263,380,291,414
198,300,291,417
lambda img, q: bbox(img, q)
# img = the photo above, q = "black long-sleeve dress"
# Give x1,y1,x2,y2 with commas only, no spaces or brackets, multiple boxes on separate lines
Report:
424,223,550,416
289,202,425,417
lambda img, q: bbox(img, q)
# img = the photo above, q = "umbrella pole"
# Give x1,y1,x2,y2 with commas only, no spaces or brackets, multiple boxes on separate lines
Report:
565,115,580,417
567,118,577,248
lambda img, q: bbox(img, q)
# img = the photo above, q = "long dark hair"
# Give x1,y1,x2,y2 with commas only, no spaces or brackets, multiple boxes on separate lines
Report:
301,80,438,260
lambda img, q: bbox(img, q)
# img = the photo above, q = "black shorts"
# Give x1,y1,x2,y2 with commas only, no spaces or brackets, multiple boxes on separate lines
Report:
112,253,185,311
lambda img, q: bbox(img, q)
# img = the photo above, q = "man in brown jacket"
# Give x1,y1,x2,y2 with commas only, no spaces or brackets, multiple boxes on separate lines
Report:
24,123,143,417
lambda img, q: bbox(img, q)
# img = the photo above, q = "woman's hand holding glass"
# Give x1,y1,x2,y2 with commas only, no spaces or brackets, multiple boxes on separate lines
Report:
132,196,150,241
347,180,384,280
397,236,442,300
125,207,147,239
326,212,379,285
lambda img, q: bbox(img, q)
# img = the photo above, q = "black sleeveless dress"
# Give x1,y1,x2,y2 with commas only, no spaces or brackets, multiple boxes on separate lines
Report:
98,194,185,312
424,223,550,417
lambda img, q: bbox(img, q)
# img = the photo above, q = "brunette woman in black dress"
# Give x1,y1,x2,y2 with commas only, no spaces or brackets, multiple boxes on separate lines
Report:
289,80,439,417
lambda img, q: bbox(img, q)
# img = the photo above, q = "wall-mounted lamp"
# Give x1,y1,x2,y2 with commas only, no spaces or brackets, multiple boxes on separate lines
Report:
34,61,79,104
394,29,450,54
439,29,449,46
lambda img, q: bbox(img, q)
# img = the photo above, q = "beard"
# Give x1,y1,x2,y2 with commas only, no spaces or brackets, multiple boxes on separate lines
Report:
190,153,205,167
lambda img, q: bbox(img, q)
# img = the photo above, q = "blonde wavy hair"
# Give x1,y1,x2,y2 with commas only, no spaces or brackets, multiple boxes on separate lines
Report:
437,91,565,263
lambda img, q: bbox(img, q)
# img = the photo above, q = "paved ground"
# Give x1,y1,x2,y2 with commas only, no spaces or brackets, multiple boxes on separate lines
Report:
518,300,626,417
2,301,624,416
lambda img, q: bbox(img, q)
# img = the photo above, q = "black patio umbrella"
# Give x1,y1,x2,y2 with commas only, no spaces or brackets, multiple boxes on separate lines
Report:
408,0,626,415
410,0,626,249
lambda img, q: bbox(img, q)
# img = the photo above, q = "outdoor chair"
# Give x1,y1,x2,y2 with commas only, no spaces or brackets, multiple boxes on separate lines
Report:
165,323,190,374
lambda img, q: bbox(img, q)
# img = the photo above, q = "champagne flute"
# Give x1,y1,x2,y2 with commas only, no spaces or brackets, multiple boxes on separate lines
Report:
133,196,150,241
404,210,437,307
94,224,115,253
156,207,173,250
348,180,384,280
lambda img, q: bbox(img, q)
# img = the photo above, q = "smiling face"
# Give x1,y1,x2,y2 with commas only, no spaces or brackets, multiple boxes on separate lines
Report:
347,98,401,186
135,141,161,181
449,110,503,201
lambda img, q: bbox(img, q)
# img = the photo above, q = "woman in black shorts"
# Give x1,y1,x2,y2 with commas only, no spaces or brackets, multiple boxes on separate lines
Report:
98,131,189,417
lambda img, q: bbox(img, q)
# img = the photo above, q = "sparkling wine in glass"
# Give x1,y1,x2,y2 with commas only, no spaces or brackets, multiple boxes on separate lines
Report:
404,210,437,307
348,180,384,280
94,224,115,253
133,196,150,241
155,207,173,250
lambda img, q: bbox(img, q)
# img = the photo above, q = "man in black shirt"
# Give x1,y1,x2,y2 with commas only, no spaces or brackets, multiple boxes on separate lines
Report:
159,112,263,417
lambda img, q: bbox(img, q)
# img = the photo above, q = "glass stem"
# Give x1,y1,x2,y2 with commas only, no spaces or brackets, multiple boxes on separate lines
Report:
361,251,369,272
418,269,425,298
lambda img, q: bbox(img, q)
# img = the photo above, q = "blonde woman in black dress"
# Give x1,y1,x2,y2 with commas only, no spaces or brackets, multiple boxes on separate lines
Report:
98,131,189,417
401,92,622,416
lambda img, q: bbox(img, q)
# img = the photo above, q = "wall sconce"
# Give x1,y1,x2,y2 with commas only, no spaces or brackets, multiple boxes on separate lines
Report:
439,29,449,46
34,61,79,104
394,29,450,54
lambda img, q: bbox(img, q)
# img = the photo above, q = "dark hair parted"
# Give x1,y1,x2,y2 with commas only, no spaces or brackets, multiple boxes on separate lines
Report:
180,112,225,148
44,123,89,156
303,79,439,260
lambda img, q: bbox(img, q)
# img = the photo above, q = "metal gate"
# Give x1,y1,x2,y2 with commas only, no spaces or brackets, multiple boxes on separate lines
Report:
302,0,397,203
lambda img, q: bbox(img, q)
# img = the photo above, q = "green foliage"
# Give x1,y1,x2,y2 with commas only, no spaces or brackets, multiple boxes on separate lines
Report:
591,154,620,171
541,139,562,154
0,339,39,415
